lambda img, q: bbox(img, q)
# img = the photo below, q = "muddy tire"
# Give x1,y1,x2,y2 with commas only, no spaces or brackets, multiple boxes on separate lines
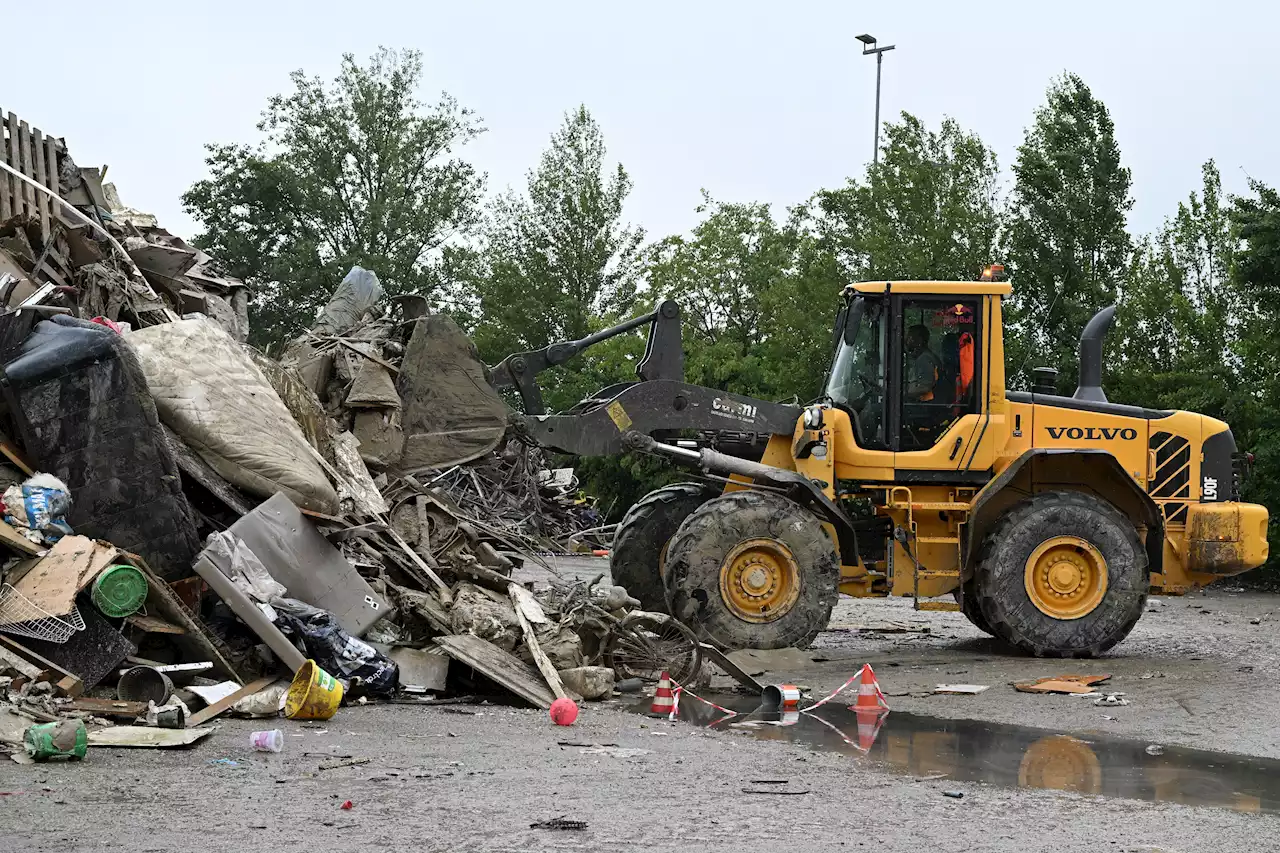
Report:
954,581,993,635
664,490,839,650
976,491,1147,658
610,483,714,613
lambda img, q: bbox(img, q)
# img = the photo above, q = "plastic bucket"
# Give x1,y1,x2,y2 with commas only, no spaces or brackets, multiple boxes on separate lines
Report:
24,719,87,761
284,660,343,720
117,666,174,705
91,564,149,618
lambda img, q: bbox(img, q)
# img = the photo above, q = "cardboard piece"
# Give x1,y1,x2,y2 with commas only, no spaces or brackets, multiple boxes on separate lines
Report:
934,684,991,695
1014,674,1112,695
6,535,115,619
389,647,449,692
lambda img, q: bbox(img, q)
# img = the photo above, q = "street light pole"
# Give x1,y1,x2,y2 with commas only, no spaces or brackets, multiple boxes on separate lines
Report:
856,34,895,167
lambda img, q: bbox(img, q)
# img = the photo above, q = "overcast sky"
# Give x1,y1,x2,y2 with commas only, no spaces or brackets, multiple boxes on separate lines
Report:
5,1,1275,247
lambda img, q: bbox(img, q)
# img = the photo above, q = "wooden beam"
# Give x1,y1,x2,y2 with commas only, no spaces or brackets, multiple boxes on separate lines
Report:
186,676,276,727
5,113,22,218
509,584,567,700
434,634,555,710
0,633,84,696
30,126,49,241
0,105,9,222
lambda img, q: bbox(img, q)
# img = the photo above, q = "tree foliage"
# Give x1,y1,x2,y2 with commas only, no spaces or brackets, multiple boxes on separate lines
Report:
1005,73,1133,390
182,48,485,348
469,106,645,411
817,113,1002,282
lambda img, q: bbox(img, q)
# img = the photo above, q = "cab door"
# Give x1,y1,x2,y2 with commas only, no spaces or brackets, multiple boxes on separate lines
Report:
891,294,991,482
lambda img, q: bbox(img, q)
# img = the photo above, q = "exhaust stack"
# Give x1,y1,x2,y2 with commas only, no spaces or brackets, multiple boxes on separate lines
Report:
1073,305,1116,403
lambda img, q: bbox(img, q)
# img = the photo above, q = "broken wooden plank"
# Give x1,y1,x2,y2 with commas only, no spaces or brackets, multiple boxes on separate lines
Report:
509,584,566,700
434,634,556,710
386,527,452,599
0,643,43,680
88,725,215,748
30,127,50,242
68,697,147,718
124,614,185,635
186,676,276,727
0,517,41,556
0,634,84,697
4,115,22,218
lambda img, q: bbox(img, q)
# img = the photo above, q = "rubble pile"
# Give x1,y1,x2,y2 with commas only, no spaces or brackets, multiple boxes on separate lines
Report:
0,113,664,764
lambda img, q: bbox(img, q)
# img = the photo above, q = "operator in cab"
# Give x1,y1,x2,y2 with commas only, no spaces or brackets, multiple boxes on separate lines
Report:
905,324,941,402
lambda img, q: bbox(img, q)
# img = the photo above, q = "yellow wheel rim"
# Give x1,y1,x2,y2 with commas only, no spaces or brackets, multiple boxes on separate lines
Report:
718,538,801,623
1024,535,1108,620
1018,735,1102,794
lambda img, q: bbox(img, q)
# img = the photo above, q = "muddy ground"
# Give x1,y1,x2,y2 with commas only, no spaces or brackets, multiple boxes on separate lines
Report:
4,556,1280,852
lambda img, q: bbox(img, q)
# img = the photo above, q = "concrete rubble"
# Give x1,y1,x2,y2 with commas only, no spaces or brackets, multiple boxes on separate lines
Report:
0,113,648,764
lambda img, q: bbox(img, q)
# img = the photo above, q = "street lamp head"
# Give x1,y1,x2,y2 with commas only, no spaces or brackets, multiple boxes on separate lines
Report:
855,33,877,45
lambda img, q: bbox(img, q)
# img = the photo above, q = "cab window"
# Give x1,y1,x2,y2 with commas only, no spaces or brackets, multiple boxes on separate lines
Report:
899,300,980,450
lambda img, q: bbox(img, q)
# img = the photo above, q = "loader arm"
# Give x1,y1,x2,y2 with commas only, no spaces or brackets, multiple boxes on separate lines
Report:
489,300,685,415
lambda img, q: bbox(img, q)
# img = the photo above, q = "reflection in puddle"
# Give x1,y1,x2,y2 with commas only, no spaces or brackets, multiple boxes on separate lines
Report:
650,694,1277,813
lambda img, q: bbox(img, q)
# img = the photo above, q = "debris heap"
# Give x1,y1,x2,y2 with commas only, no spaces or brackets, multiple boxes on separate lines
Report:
0,110,654,763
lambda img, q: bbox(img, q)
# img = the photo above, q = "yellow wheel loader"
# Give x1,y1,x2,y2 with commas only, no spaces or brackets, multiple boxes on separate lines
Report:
491,278,1270,657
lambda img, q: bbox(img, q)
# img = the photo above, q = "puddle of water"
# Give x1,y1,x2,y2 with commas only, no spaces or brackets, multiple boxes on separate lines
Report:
641,693,1279,813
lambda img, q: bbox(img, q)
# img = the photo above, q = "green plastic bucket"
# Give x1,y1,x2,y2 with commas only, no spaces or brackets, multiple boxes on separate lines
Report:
91,564,149,618
24,719,87,761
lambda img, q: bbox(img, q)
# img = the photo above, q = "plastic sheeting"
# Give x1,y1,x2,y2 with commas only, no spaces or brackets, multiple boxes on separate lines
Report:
313,266,383,335
129,318,339,514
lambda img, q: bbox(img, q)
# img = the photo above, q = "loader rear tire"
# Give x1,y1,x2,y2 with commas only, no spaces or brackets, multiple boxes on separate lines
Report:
664,490,839,650
976,491,1147,658
610,483,714,613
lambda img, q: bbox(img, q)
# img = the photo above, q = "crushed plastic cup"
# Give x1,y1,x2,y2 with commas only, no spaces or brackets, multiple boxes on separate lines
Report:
250,729,284,753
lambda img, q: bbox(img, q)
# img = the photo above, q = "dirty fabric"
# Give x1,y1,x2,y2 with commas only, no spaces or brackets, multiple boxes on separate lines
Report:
397,315,509,471
128,318,339,513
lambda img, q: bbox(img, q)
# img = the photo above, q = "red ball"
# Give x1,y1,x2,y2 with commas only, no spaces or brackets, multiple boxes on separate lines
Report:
550,697,579,726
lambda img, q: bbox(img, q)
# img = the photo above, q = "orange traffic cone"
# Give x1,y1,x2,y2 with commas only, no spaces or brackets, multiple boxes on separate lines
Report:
855,708,888,752
852,664,889,712
650,671,676,717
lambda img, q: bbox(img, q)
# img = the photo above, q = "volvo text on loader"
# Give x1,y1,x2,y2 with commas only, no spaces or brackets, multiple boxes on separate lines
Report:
490,276,1270,657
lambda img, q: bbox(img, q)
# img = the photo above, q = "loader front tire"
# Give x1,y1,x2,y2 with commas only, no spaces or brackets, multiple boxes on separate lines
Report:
976,491,1147,658
664,490,839,650
610,483,714,613
954,581,993,636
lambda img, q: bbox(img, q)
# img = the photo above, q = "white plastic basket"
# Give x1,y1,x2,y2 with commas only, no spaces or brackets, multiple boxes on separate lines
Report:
0,583,86,644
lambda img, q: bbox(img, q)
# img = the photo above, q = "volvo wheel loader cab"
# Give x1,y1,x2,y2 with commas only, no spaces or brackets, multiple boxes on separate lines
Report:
492,279,1270,656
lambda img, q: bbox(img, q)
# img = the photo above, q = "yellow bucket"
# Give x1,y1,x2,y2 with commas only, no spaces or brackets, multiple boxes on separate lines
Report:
284,660,343,720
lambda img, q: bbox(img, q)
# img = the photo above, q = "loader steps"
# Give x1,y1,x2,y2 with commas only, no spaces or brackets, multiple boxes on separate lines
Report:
916,601,962,612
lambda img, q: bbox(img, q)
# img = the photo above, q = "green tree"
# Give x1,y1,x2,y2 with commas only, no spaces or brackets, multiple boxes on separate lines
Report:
1005,72,1133,390
1111,161,1239,415
182,48,485,347
646,196,841,402
470,106,645,411
816,112,1002,282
